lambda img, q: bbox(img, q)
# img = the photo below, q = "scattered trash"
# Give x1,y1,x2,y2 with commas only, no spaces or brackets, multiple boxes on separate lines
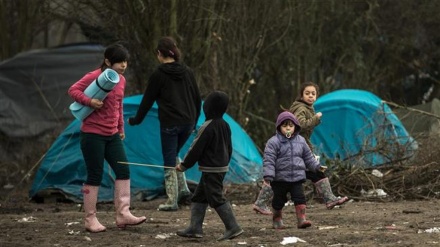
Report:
284,200,294,206
67,230,80,235
155,233,174,239
280,236,306,245
418,227,440,233
237,242,247,245
84,236,91,241
360,189,387,198
17,216,37,223
371,169,383,178
318,225,339,230
374,224,404,231
384,225,399,230
65,222,80,227
3,183,14,189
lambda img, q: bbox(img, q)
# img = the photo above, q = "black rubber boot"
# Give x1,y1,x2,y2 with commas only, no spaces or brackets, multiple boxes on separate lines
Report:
214,202,244,241
176,203,208,238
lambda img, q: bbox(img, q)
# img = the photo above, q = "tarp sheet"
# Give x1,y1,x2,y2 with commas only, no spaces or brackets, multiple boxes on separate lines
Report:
0,43,104,137
393,98,440,137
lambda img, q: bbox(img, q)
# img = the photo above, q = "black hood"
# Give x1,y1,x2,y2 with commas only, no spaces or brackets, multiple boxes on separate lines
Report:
203,91,229,120
158,62,187,80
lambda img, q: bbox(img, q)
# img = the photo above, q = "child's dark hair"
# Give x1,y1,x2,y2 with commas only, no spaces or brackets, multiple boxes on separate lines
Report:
296,81,319,101
157,36,181,62
277,119,294,132
100,44,130,71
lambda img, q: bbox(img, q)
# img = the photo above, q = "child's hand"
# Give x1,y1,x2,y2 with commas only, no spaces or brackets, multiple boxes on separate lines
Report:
90,99,104,109
316,112,322,118
175,164,183,172
128,117,138,126
319,166,327,172
263,180,271,187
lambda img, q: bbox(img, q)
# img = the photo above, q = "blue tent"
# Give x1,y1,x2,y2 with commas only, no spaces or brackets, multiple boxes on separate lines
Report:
311,89,418,167
29,95,263,202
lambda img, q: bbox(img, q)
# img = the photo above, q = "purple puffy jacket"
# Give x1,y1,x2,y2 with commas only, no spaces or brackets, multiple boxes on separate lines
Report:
263,111,320,183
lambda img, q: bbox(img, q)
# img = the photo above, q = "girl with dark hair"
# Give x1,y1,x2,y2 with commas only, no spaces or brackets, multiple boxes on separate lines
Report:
289,82,348,209
128,37,201,211
68,43,146,233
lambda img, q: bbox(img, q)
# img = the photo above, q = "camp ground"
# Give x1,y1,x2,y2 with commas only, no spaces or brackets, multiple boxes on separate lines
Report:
0,44,420,203
28,96,263,203
29,90,419,203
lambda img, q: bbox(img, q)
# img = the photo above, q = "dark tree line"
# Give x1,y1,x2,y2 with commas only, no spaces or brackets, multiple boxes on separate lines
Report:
2,0,440,147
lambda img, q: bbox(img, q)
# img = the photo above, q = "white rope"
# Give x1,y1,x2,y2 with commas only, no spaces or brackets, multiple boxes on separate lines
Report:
117,161,175,169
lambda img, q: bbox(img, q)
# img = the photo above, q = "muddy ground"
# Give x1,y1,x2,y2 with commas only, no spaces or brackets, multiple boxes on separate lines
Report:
1,184,440,247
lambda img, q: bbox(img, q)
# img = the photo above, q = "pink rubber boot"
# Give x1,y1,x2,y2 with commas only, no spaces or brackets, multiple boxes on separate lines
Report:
114,179,147,229
82,185,106,233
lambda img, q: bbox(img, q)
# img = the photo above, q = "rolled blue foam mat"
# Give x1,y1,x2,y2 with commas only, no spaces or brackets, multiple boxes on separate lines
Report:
70,68,120,121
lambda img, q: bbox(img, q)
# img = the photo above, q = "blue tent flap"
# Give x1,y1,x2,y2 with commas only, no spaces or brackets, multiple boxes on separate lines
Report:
311,89,418,167
29,95,263,202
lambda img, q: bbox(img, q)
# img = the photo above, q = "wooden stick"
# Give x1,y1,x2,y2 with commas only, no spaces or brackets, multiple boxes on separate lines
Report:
383,100,440,120
117,161,175,169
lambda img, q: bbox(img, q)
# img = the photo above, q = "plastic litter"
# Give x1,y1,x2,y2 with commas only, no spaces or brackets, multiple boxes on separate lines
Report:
361,189,387,198
280,236,306,245
371,169,383,177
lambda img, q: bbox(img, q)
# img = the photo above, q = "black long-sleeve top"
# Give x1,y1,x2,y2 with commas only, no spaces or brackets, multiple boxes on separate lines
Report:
180,91,232,173
129,62,201,128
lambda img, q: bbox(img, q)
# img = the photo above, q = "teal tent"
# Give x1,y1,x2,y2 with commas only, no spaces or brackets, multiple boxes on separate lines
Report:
311,89,418,167
29,95,263,202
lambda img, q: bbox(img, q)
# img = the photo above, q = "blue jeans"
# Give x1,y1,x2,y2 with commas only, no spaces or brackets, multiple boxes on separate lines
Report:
160,124,194,167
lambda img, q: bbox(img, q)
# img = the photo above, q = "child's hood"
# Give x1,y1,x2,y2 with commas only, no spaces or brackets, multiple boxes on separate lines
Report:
158,62,187,80
275,111,301,134
203,91,229,120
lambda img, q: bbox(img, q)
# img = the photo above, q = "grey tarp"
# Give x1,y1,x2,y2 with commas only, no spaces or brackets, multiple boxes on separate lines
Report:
393,98,440,137
0,43,104,137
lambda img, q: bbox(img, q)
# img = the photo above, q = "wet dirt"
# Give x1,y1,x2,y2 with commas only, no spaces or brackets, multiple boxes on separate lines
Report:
1,185,439,247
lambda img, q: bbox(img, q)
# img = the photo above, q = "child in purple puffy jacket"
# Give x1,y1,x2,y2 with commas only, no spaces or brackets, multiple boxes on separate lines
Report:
263,111,326,229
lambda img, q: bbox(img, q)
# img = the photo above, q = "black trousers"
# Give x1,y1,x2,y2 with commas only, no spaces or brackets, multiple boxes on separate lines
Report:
191,172,226,208
271,180,306,210
80,132,129,186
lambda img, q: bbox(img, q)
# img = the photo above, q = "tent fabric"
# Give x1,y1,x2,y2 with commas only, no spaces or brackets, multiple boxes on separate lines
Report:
311,89,418,167
70,68,120,121
29,95,263,203
0,43,105,137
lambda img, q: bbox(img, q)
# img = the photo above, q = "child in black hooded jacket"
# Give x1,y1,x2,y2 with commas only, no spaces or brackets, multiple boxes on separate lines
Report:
175,91,243,241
